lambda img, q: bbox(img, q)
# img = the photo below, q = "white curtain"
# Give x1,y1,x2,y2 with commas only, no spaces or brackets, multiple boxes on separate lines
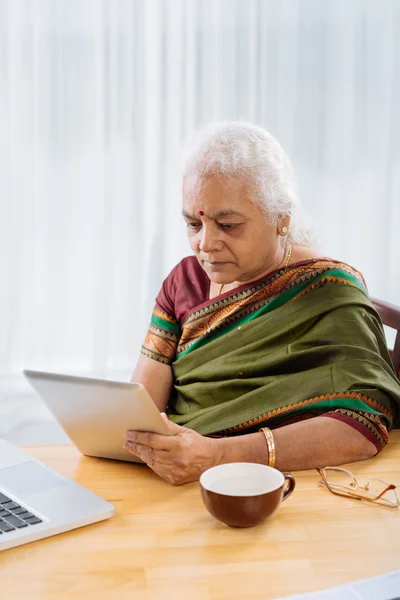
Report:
1,0,399,439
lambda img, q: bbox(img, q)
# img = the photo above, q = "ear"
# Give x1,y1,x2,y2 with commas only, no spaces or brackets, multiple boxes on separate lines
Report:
277,215,291,236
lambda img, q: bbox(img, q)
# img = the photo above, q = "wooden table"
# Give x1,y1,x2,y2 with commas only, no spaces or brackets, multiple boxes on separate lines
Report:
2,432,400,600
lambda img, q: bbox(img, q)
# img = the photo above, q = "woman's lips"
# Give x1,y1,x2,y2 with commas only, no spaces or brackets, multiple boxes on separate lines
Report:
203,261,230,269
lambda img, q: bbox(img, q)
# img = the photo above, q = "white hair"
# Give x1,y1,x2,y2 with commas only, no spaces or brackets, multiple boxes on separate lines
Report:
182,121,315,246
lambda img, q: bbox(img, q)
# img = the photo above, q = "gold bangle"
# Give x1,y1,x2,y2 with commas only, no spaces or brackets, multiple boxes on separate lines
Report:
259,427,276,468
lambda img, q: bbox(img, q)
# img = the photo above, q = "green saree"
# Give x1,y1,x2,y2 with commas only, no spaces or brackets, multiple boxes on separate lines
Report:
142,257,400,450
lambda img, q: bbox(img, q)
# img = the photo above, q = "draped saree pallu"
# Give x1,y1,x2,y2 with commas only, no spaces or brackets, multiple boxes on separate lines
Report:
141,259,400,452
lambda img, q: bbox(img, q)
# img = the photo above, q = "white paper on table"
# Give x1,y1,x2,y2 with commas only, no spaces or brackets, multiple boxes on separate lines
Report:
273,569,400,600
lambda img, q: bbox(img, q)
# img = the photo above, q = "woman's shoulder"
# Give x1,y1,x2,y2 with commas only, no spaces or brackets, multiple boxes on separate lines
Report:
158,256,209,324
166,255,208,284
289,255,368,293
313,257,366,284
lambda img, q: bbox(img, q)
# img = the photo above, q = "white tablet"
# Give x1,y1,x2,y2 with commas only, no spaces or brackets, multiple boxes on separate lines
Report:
23,370,172,463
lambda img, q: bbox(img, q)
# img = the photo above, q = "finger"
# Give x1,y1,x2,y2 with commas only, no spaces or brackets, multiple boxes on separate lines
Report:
123,441,172,465
124,430,174,450
123,442,190,485
162,414,186,435
123,441,156,466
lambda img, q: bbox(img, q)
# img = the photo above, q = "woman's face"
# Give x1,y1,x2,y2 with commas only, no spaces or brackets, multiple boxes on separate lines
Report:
182,173,287,285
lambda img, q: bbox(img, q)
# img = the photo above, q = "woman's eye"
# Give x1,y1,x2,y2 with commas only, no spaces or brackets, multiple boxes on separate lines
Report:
186,222,201,230
185,222,239,231
219,223,238,230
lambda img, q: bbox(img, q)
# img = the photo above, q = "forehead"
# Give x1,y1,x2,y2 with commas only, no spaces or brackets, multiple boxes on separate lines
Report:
182,172,256,214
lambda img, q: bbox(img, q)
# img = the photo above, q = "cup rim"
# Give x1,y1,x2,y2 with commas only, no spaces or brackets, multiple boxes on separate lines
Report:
200,462,285,497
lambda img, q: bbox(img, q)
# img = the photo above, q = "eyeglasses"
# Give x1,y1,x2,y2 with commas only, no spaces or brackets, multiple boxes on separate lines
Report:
316,466,399,509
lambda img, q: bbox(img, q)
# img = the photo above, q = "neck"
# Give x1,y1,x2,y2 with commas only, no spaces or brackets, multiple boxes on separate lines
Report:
218,242,292,295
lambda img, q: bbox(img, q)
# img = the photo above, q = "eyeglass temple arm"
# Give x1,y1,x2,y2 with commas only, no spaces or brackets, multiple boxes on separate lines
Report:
369,484,396,501
316,467,397,502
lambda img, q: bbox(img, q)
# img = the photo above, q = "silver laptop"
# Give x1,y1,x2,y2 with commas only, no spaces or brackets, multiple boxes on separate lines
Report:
0,439,114,551
22,369,172,463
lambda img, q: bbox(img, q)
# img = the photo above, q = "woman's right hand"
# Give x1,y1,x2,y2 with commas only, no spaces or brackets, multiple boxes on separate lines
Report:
123,413,220,485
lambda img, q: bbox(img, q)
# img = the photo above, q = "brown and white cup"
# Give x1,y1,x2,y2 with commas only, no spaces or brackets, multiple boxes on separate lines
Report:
200,462,295,528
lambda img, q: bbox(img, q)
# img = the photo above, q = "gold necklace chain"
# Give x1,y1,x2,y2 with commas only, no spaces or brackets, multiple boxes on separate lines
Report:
284,242,293,267
218,242,292,297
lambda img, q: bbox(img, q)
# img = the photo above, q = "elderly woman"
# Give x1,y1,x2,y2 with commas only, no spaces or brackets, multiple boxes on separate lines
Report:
124,122,400,484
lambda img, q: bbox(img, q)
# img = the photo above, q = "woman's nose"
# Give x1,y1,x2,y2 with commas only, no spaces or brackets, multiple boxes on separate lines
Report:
199,228,222,253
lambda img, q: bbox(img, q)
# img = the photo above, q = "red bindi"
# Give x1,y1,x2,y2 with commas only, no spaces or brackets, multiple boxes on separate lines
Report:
199,210,204,216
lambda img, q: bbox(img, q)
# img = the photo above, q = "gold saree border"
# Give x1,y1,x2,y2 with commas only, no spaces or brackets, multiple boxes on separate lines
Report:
288,275,363,304
141,259,367,364
141,328,179,364
153,306,178,324
177,261,366,356
216,392,392,435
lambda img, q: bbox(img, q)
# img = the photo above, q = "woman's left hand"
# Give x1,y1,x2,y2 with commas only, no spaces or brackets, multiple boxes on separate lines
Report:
123,413,219,485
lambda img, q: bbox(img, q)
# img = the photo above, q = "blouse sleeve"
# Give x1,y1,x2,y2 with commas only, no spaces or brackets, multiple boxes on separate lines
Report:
140,265,182,365
322,409,389,453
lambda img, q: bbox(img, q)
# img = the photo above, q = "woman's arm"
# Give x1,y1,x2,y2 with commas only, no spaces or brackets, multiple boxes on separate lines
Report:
216,416,378,471
123,414,378,485
131,355,173,413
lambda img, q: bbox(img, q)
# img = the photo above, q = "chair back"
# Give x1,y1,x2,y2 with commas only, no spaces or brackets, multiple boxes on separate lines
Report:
371,298,400,380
